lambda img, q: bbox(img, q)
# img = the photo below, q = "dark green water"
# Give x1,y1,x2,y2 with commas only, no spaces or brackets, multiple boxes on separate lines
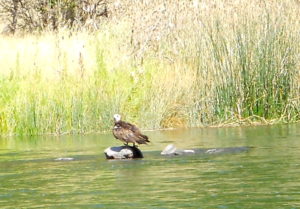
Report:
0,124,300,208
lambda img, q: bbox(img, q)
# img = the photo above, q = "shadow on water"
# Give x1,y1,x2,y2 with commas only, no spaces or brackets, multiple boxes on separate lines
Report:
1,124,300,208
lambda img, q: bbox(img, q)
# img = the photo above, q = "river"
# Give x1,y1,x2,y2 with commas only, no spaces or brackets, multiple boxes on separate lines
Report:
1,124,300,208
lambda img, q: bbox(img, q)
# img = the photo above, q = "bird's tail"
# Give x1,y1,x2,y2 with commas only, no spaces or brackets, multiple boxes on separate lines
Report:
141,134,150,142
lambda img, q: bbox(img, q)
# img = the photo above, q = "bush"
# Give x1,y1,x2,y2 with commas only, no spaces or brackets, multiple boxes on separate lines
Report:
0,0,108,34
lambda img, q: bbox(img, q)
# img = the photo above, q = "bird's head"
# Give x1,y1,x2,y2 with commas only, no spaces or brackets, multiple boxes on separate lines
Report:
113,114,121,122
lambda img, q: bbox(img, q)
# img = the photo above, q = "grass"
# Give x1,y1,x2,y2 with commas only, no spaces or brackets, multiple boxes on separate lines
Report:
0,0,300,136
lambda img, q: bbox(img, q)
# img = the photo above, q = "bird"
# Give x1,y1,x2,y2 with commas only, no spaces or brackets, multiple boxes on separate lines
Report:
112,114,150,147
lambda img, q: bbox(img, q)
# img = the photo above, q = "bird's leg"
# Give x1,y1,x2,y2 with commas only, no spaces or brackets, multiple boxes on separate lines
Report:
124,142,128,146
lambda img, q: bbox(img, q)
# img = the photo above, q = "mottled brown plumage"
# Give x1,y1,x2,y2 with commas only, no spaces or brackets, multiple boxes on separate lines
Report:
112,114,150,146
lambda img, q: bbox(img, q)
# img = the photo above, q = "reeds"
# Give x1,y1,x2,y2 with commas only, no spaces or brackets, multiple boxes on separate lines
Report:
0,0,300,135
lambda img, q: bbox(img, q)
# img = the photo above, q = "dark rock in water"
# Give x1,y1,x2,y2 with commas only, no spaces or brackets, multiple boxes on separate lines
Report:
161,144,251,156
104,146,143,159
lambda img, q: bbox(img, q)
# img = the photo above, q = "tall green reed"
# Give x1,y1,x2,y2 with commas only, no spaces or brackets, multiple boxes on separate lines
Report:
201,16,299,125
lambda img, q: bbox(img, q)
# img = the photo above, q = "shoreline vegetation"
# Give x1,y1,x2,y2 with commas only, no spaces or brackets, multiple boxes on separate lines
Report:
0,0,300,136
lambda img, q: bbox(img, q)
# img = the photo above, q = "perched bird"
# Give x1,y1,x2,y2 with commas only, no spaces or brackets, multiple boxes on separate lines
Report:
112,114,150,146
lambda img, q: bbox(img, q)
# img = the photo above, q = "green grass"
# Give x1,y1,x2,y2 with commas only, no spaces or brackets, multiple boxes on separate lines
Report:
0,0,300,136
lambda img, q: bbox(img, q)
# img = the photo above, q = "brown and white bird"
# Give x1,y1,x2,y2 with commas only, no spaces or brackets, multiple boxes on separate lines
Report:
112,114,150,146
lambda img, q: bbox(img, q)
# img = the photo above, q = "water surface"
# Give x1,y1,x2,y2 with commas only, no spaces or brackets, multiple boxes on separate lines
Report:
1,124,300,208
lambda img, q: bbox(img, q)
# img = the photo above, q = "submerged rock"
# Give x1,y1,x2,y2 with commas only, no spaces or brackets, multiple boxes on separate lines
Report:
161,144,195,155
54,157,74,161
104,144,251,159
161,144,251,156
104,146,144,159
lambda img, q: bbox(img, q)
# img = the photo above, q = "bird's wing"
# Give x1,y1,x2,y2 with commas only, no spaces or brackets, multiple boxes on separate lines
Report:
115,121,149,144
122,129,139,143
121,121,141,134
114,126,138,142
125,128,150,144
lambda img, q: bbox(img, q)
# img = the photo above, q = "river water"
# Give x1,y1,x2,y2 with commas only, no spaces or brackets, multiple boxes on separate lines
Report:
0,124,300,208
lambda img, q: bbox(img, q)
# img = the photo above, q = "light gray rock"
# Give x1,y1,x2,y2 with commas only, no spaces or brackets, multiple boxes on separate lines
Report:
161,144,195,155
54,157,74,161
161,144,251,156
104,146,143,159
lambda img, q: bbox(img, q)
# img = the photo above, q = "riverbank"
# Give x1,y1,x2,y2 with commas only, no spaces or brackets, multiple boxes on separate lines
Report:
0,0,300,136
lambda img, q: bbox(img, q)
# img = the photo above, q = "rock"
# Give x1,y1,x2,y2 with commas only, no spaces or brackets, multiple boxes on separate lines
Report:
161,144,195,155
54,157,74,161
205,148,223,154
161,144,251,156
104,146,144,159
104,144,251,159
